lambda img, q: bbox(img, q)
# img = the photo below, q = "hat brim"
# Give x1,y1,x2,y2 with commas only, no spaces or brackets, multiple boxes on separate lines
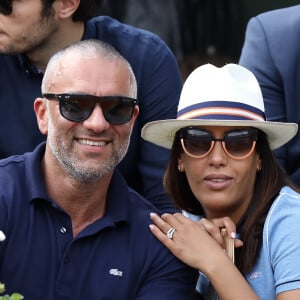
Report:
141,119,298,150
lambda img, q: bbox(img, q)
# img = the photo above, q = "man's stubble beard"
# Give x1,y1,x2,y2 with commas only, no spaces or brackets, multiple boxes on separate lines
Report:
46,113,131,183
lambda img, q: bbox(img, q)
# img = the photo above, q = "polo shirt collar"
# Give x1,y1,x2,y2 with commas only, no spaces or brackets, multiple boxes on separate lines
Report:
17,54,43,77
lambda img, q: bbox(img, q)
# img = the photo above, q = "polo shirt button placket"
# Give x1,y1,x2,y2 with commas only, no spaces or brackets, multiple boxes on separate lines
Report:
59,226,71,265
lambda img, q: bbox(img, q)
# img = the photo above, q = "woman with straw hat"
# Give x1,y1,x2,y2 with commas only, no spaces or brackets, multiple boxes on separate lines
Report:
142,63,300,299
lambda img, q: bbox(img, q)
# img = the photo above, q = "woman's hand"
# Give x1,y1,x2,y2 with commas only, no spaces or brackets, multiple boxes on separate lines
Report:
150,212,259,299
149,212,242,271
197,216,243,249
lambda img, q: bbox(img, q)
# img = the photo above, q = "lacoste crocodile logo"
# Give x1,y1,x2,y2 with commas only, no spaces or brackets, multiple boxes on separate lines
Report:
109,268,123,277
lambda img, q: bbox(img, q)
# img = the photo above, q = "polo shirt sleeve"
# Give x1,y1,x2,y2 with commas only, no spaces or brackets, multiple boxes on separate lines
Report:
135,250,197,299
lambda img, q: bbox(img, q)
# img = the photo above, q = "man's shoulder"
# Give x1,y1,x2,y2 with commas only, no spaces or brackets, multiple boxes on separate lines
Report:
85,16,169,54
0,154,25,171
0,155,26,198
127,187,159,211
0,144,44,179
88,15,161,39
245,5,300,49
255,5,300,28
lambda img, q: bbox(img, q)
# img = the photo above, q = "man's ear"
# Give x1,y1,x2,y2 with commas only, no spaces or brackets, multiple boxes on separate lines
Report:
53,0,80,19
131,105,139,125
34,98,48,135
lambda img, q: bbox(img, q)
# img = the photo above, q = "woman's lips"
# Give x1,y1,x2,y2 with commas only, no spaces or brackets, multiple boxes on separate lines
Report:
204,174,233,190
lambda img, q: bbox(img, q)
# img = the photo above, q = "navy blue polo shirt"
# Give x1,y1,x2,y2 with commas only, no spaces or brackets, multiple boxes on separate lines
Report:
0,16,182,213
0,143,197,299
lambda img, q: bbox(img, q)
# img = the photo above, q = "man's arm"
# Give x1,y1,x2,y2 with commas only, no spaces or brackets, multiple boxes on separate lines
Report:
135,249,198,299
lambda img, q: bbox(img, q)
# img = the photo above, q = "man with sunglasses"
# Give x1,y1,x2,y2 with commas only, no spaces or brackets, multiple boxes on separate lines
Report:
0,0,181,213
0,39,196,299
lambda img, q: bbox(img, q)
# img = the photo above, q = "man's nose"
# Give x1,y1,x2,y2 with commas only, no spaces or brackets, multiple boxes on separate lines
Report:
82,103,110,131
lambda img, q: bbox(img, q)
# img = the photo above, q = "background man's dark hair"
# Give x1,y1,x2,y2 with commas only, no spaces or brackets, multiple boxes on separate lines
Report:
41,0,103,21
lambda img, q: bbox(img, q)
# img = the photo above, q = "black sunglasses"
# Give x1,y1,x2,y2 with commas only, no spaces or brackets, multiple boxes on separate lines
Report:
0,0,13,15
43,93,137,125
179,127,258,160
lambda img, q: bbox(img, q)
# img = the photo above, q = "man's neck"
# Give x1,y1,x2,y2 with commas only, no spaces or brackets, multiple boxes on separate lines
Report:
50,176,110,237
26,20,85,73
42,151,111,237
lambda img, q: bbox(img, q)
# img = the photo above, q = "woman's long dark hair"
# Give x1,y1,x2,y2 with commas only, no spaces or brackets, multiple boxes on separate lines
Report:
164,128,299,274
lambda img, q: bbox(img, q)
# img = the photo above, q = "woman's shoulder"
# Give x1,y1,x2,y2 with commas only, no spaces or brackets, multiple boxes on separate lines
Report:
265,185,300,229
278,185,300,201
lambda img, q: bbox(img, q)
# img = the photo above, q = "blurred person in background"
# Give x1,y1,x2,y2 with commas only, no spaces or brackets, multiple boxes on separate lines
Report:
239,5,300,187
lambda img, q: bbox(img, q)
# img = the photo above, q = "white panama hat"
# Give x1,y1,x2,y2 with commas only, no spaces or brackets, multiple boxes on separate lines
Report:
142,63,298,150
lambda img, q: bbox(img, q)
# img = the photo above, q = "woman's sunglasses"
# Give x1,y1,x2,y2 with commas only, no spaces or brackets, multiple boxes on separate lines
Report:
0,0,13,15
43,93,137,125
179,127,258,160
